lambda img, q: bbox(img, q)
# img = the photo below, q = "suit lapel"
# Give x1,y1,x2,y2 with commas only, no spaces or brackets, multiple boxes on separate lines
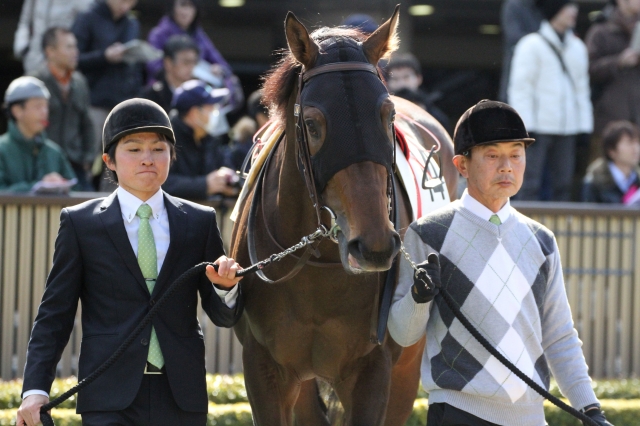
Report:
153,192,188,297
98,191,148,294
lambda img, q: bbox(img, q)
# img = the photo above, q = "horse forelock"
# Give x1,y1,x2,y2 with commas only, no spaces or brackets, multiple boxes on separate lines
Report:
261,26,371,126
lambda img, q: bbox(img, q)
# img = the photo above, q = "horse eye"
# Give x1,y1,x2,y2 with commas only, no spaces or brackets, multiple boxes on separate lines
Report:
305,120,319,137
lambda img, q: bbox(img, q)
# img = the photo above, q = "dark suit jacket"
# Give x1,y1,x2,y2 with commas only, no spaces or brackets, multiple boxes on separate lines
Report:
22,191,244,413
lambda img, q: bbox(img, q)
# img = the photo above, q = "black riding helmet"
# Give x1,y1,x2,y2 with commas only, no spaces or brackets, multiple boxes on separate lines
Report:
103,98,176,154
453,99,535,156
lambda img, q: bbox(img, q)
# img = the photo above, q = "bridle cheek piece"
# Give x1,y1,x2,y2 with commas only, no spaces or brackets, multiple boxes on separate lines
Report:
293,62,398,236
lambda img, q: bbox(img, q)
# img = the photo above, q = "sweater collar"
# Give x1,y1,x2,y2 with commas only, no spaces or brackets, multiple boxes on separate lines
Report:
460,189,511,224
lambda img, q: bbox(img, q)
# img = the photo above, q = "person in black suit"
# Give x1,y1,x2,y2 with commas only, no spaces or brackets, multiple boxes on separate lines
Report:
16,98,243,426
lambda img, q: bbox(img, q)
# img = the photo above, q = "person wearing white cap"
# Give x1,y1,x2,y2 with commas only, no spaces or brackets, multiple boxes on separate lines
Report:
0,76,76,192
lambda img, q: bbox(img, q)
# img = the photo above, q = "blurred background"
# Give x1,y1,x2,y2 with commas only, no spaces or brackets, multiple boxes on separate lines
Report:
0,0,609,128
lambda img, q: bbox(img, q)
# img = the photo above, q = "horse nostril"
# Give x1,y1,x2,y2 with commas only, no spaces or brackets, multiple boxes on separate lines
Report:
347,238,364,259
391,232,401,254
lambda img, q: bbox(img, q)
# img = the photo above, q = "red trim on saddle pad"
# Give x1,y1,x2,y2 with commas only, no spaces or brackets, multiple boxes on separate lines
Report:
395,127,410,159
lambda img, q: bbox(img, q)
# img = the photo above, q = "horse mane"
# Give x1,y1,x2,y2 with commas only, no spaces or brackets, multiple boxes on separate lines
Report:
262,27,372,126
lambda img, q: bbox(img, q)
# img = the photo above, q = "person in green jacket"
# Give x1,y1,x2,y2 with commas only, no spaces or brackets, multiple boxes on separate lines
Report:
0,76,76,192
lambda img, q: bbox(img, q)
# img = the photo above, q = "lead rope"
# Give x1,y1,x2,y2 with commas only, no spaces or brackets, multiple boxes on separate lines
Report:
400,245,599,426
37,225,336,426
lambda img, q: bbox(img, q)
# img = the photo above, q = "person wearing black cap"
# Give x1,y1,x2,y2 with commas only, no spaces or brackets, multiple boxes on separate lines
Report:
388,101,612,426
16,98,244,426
508,0,593,201
163,79,238,200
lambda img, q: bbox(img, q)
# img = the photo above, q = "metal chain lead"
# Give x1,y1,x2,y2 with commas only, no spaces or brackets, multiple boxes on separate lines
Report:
255,220,340,270
399,243,431,290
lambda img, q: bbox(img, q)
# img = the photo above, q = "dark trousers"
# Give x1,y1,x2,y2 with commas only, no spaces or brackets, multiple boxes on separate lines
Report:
517,133,577,201
427,403,499,426
81,374,207,426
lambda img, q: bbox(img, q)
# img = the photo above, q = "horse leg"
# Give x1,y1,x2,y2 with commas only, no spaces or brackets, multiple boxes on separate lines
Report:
333,349,393,426
293,379,331,426
384,335,426,426
242,333,300,426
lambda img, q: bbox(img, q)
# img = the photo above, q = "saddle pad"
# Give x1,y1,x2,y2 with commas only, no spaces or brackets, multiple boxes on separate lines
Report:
230,125,283,222
394,127,449,220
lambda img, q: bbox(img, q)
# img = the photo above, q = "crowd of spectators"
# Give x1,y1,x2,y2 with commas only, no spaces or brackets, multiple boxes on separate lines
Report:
3,0,640,208
502,0,640,204
1,0,251,200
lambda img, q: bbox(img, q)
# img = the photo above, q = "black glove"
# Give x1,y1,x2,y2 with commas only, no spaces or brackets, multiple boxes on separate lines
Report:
411,253,441,304
582,406,614,426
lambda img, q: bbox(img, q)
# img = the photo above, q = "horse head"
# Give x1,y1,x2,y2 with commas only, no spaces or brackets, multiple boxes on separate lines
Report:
283,7,401,274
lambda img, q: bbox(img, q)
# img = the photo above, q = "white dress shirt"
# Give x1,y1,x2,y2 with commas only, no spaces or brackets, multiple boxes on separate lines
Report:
460,189,512,223
23,187,237,400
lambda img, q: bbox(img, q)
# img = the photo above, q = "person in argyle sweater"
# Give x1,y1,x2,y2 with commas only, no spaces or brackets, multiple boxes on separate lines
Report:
388,100,612,426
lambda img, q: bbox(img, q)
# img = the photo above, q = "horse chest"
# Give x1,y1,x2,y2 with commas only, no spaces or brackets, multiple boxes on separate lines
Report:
243,273,381,367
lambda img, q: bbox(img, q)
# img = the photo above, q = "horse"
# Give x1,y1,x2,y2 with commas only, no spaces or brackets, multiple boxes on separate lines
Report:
230,7,457,425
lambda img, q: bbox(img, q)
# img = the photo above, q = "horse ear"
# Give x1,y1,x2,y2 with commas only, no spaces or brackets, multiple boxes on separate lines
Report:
362,5,400,65
285,12,319,69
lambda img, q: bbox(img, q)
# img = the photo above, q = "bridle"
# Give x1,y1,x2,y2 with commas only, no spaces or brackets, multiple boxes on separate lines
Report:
247,61,399,285
293,61,397,241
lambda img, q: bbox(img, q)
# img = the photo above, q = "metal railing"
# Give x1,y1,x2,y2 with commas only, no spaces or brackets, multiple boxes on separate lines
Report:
0,195,639,380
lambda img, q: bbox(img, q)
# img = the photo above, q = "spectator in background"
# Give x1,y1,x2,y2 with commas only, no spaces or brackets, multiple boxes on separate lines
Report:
226,116,256,174
385,53,451,132
0,77,75,192
147,0,244,111
32,27,94,190
509,0,592,201
13,0,92,74
223,90,267,174
246,89,269,129
163,80,238,200
341,14,379,34
72,0,143,153
586,0,640,153
139,35,200,113
498,0,543,102
583,120,640,203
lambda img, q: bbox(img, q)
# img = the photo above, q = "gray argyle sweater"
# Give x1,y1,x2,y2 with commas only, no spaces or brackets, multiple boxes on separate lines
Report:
388,201,598,426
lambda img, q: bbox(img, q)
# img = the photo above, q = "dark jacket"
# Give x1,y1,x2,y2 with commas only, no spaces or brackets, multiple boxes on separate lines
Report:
72,1,142,109
0,121,76,192
32,66,95,165
585,9,640,136
22,191,244,413
582,157,640,203
163,117,227,200
138,73,174,114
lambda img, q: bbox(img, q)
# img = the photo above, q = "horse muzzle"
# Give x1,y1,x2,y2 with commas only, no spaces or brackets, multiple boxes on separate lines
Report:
342,229,400,273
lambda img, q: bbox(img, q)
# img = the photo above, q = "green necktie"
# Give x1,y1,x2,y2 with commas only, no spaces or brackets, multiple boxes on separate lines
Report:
136,204,164,369
489,214,502,225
